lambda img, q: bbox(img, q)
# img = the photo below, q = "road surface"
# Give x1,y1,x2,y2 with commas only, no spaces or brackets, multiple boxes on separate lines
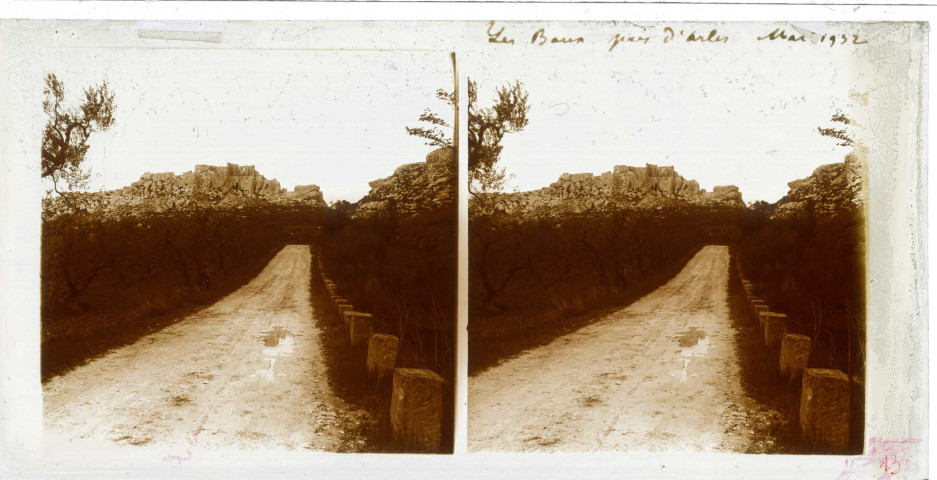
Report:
44,245,370,451
469,245,758,452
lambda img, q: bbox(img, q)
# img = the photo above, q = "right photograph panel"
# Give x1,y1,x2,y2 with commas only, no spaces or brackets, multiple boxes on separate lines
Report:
467,21,923,454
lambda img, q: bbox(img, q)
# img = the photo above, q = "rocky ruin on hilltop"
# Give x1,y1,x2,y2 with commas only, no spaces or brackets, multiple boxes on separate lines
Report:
355,147,456,218
478,163,743,217
773,148,865,220
43,162,326,217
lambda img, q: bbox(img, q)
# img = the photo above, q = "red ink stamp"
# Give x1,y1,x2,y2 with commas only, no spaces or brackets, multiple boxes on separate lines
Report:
839,437,921,479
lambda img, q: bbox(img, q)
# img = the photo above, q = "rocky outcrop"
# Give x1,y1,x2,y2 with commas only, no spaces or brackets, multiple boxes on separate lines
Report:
355,147,456,218
131,163,287,201
479,163,743,217
44,162,326,217
773,148,865,220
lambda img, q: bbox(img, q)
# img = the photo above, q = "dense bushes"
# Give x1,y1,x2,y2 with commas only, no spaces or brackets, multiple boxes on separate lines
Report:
316,203,456,380
468,205,742,372
40,205,319,378
737,203,865,377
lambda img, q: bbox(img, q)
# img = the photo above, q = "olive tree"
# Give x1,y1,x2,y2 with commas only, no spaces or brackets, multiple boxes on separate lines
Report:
41,73,116,200
406,79,530,194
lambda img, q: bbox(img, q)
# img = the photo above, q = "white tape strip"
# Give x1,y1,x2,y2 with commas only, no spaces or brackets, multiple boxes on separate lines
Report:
136,20,223,43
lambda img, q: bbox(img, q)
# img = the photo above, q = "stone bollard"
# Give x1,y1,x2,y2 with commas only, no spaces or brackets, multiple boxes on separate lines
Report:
758,310,768,328
751,300,766,319
753,304,769,324
349,313,373,346
342,309,355,332
763,312,787,347
779,334,811,382
390,368,444,452
800,368,850,452
337,303,353,323
367,333,399,381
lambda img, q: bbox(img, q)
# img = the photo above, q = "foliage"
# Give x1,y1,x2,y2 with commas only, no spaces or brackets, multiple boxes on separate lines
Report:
318,195,456,378
467,79,530,194
817,110,855,147
737,199,865,377
406,80,531,194
41,73,116,200
405,89,456,149
471,206,738,314
41,206,314,316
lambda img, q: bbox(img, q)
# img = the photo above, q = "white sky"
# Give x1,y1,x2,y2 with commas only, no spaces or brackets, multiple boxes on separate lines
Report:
463,21,869,203
35,21,874,204
46,43,453,203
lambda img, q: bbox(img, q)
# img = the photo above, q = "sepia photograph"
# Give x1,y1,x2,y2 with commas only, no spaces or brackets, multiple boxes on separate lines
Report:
23,21,457,454
466,21,922,455
0,10,930,480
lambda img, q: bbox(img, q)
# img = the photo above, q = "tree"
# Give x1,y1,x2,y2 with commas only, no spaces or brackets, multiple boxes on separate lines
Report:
405,89,455,148
467,79,530,194
41,73,116,199
817,110,854,147
406,80,530,195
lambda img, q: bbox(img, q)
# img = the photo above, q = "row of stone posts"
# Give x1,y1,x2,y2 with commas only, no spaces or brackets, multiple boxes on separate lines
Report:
314,252,445,452
734,257,852,452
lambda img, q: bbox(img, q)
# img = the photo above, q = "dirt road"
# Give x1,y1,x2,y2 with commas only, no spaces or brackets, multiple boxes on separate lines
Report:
44,245,370,451
469,245,759,452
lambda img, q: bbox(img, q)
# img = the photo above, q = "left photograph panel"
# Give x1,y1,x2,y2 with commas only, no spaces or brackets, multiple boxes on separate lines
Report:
31,21,457,454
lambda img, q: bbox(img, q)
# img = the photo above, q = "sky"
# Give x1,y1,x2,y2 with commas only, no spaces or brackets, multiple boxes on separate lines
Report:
35,21,874,205
463,21,869,203
41,33,454,203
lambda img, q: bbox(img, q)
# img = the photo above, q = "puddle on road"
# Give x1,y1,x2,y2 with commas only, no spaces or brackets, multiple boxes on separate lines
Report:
262,326,290,347
675,327,706,348
669,327,710,384
252,326,295,382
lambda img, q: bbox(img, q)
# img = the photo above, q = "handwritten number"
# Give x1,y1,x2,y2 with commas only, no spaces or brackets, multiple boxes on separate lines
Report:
879,454,901,475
